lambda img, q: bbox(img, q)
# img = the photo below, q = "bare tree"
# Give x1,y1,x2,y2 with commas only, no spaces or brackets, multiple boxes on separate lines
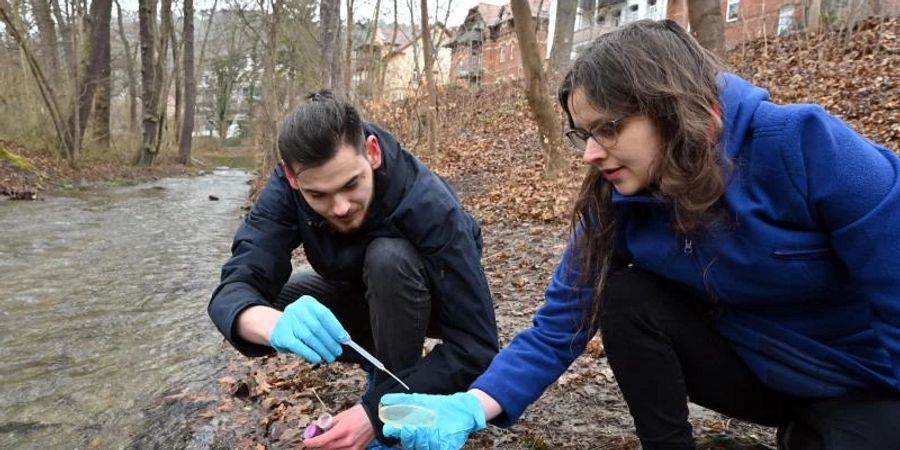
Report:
376,0,398,93
319,0,342,92
92,0,113,148
549,0,575,73
49,0,71,67
179,0,194,164
406,0,420,78
196,0,218,73
807,0,822,31
0,0,72,160
259,0,281,176
115,0,138,135
510,0,565,177
688,0,725,58
359,0,381,99
207,57,244,142
31,0,62,85
153,0,173,153
65,0,112,158
419,0,437,153
343,0,355,96
169,12,182,146
137,0,160,165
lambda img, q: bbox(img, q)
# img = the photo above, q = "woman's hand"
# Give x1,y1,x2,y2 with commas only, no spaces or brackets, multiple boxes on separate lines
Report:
381,392,486,450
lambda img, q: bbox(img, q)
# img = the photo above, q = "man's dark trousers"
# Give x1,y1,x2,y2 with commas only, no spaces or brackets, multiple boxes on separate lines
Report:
272,237,434,385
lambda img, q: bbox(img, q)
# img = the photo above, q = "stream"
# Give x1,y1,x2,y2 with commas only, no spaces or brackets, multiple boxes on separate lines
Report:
0,168,250,449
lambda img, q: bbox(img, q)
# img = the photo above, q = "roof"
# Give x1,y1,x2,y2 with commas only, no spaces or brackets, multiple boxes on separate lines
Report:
470,1,549,26
446,0,550,47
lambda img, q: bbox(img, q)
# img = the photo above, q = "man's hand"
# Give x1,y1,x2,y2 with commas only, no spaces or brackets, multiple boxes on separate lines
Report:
303,404,376,450
269,295,350,364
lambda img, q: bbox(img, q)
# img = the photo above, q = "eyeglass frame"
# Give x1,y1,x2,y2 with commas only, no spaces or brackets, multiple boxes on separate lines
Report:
564,115,630,153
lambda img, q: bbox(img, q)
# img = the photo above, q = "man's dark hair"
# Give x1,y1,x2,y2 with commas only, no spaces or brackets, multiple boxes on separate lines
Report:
278,90,365,170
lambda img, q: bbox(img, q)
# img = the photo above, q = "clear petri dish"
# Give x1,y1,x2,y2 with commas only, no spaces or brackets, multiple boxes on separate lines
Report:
378,404,437,428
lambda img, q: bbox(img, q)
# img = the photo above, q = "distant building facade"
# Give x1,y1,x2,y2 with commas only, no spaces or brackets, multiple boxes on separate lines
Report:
570,0,899,57
445,1,551,85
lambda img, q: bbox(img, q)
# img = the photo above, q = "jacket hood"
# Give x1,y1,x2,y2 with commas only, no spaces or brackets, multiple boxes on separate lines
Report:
719,73,770,159
361,122,414,231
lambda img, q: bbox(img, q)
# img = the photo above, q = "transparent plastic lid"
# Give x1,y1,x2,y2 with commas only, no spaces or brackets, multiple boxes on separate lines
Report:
378,404,437,428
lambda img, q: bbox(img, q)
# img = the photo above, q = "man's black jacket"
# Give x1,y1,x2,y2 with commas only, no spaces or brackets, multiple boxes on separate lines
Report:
207,123,499,439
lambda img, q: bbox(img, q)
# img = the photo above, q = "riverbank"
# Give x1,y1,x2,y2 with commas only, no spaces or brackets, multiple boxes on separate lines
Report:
0,140,258,200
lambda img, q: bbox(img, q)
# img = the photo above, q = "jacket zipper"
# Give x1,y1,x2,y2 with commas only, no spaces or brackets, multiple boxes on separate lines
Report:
683,238,694,255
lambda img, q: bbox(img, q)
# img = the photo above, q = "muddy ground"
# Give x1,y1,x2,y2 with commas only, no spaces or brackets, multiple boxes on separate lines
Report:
160,214,776,450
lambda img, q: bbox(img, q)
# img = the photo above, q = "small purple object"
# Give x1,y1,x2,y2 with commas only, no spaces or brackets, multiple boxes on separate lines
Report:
302,423,323,439
303,413,333,440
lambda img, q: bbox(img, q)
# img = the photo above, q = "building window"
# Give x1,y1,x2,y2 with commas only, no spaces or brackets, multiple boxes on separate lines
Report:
777,5,795,34
626,4,639,23
499,46,506,63
611,9,622,27
647,0,659,19
726,0,740,22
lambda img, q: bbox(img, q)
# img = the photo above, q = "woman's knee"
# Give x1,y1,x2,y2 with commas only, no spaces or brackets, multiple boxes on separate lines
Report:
601,269,677,326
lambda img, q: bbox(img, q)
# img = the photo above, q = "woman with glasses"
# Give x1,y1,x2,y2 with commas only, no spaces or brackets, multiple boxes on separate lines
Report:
377,19,900,450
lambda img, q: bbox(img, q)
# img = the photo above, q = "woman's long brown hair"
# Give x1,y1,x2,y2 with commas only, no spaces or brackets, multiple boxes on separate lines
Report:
559,20,732,330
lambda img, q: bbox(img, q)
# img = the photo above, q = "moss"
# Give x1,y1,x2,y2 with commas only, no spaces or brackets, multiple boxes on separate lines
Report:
0,145,34,171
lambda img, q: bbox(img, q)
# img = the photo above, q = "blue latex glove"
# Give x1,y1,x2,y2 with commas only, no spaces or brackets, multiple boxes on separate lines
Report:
381,392,486,450
269,295,349,364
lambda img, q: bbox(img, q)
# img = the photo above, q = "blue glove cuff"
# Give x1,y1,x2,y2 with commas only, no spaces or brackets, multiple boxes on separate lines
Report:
457,393,488,431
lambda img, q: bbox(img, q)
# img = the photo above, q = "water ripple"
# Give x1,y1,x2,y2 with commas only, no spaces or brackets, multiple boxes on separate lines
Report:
0,168,249,449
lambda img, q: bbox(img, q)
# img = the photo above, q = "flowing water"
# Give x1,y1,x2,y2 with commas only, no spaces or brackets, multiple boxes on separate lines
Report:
0,168,250,449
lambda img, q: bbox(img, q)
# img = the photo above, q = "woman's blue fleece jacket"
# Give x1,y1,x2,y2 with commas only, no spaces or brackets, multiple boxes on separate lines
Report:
470,74,900,426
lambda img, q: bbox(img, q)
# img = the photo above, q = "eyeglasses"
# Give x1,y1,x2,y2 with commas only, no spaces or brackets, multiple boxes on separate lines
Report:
565,115,629,153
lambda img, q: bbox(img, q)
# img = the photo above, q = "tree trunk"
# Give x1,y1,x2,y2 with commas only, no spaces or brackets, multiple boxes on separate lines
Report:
115,0,138,136
92,0,112,149
319,0,341,92
407,0,420,78
549,0,576,73
178,0,194,164
687,0,726,58
806,0,821,31
154,0,172,154
343,0,354,97
196,0,217,72
137,0,159,166
378,0,398,92
361,0,381,100
48,0,71,73
31,0,61,85
169,16,182,147
510,0,565,178
66,0,112,157
258,0,281,178
419,0,437,154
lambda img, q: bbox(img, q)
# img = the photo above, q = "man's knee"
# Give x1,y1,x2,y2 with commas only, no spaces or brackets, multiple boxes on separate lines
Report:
273,272,321,309
363,237,426,283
